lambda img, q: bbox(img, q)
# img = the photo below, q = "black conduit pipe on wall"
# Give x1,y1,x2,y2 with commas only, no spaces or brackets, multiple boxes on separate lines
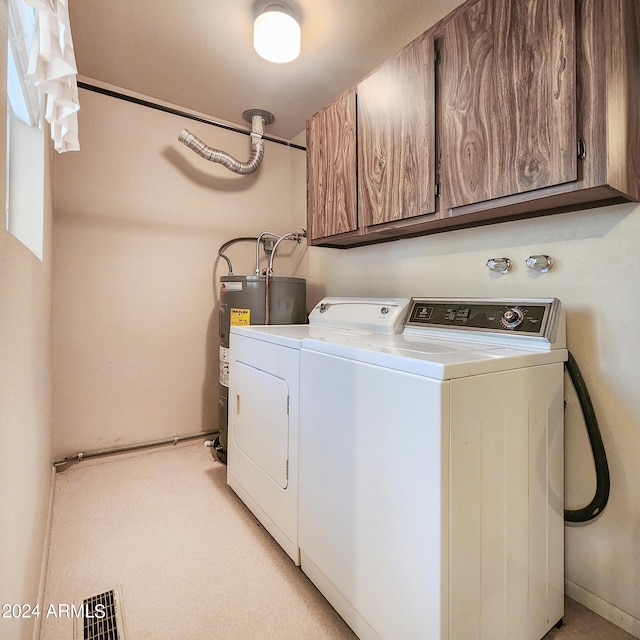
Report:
77,82,306,151
564,351,610,523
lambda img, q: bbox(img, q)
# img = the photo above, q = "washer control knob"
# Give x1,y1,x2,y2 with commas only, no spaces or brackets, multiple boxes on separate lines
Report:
501,307,525,329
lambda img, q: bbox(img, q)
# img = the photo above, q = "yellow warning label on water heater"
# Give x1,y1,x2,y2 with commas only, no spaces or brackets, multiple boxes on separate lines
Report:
230,308,250,326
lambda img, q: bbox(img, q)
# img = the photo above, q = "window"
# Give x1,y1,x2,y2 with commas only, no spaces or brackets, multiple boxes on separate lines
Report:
7,0,39,126
6,0,45,260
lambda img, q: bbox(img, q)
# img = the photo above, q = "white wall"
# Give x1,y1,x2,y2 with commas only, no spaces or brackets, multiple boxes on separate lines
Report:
52,89,305,458
0,5,55,637
291,127,640,635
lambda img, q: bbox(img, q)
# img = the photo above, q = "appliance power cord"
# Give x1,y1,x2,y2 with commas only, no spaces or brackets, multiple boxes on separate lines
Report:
564,351,610,522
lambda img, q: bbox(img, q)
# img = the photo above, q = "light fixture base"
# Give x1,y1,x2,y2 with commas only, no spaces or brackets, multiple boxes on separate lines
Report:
242,109,275,125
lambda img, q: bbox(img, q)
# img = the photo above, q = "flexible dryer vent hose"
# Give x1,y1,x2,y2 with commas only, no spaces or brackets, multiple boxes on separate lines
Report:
179,113,266,175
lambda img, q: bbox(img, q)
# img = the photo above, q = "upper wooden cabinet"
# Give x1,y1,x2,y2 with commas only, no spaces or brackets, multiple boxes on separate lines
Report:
437,0,577,208
306,0,640,248
306,89,357,240
436,0,640,225
357,32,436,228
306,33,436,246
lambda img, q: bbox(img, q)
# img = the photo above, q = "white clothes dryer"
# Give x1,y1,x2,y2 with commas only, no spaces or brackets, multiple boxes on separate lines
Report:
298,298,568,640
227,297,410,564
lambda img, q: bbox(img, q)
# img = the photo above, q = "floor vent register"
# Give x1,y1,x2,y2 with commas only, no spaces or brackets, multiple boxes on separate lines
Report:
74,586,126,640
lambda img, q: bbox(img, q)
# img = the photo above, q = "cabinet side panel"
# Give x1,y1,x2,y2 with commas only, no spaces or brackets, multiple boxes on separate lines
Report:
306,90,358,241
357,33,436,226
605,0,640,199
576,0,608,189
439,0,577,208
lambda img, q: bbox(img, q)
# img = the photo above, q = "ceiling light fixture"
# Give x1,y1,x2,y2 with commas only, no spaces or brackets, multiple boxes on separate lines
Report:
254,3,300,64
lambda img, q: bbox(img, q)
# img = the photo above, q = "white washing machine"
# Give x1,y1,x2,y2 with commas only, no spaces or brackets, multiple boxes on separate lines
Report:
299,298,568,640
227,297,410,564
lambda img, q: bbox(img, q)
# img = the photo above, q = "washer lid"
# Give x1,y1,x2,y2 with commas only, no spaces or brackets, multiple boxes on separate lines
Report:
301,331,568,380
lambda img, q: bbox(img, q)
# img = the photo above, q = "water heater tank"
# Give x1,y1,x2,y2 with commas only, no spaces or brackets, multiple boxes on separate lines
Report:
216,275,307,463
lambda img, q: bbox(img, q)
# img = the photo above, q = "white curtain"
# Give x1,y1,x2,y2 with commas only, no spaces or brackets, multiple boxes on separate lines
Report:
25,0,80,153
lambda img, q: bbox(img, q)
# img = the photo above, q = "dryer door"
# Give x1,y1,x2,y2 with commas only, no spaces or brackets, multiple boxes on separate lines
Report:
232,361,289,488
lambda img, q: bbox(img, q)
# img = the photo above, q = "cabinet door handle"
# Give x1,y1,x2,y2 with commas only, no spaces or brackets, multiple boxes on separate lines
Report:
577,138,586,160
236,393,241,417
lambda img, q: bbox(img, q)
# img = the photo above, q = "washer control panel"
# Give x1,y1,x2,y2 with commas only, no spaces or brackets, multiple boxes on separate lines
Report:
405,298,560,341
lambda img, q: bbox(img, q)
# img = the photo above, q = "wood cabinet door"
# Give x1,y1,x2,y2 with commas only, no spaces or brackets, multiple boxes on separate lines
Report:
306,89,357,241
438,0,577,210
358,32,436,227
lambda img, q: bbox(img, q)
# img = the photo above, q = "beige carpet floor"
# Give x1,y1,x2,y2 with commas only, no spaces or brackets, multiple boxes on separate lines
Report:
40,442,634,640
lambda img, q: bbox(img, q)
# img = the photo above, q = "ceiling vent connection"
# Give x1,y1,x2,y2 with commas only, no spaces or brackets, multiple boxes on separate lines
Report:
178,109,274,175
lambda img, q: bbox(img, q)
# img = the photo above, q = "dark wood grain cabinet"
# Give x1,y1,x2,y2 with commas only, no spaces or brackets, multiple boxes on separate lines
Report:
306,89,357,240
436,0,640,227
306,0,640,248
307,33,436,246
437,0,577,208
357,32,436,230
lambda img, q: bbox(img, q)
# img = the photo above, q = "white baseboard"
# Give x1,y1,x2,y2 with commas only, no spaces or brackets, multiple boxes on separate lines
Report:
565,579,640,639
32,465,56,640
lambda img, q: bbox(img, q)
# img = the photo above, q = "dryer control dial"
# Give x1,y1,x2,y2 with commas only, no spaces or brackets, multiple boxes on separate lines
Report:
501,307,525,329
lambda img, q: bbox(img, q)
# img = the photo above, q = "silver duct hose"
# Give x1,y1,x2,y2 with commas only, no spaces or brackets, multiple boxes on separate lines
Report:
178,110,274,175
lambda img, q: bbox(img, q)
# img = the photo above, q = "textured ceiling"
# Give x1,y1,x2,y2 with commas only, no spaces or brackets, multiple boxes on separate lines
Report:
69,0,464,140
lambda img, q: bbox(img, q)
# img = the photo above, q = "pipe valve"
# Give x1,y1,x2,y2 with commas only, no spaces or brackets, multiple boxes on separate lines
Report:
526,255,554,273
486,258,512,274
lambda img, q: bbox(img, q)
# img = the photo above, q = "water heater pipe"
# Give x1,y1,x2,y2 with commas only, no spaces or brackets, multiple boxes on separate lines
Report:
218,236,259,275
268,231,306,275
264,230,306,325
178,109,274,175
255,231,281,274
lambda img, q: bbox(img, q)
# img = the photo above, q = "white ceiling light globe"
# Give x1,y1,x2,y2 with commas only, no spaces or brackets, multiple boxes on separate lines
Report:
254,6,301,63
